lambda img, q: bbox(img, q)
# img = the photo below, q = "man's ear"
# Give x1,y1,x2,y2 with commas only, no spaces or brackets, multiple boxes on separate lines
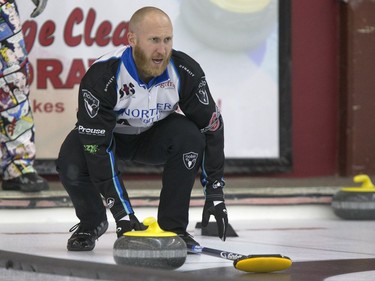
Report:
128,32,136,46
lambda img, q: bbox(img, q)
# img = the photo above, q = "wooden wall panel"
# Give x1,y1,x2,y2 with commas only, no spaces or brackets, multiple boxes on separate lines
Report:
339,0,375,175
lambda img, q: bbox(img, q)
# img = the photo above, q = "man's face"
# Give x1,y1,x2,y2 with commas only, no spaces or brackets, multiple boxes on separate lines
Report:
129,14,173,82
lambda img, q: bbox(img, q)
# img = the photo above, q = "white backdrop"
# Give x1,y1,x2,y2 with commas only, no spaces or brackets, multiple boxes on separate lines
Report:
18,0,279,159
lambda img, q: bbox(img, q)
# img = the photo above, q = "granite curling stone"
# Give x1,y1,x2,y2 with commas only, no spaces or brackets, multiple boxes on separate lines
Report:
331,174,375,220
113,217,187,269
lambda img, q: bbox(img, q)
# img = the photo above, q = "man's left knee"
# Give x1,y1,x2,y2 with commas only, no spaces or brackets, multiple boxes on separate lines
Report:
177,120,205,150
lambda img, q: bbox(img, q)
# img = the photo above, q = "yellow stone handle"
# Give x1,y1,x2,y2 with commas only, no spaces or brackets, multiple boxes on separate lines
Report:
341,174,375,192
354,174,374,188
142,217,163,233
124,217,177,237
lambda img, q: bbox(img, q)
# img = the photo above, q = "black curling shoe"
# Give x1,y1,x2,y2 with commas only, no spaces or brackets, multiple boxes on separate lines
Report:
2,173,49,192
67,220,109,251
178,231,200,247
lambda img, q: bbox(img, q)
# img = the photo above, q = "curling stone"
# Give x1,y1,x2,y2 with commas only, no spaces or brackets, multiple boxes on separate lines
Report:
331,174,375,220
113,217,187,269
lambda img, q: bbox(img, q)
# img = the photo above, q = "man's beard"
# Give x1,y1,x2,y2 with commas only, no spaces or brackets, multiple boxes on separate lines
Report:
133,45,171,80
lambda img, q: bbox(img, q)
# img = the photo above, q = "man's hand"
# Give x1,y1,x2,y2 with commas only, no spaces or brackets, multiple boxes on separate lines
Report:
116,214,146,238
30,0,48,18
202,200,228,241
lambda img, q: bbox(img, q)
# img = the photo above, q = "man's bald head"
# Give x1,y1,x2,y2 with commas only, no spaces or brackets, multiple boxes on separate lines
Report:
129,6,172,34
127,7,173,83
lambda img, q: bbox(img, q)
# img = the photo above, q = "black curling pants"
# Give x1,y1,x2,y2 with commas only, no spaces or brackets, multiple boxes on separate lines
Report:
57,113,206,233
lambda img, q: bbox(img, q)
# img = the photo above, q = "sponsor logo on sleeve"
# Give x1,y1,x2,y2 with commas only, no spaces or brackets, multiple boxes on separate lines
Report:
106,198,115,208
212,180,225,189
183,152,198,170
82,89,100,118
196,89,209,105
200,108,221,133
208,111,220,131
179,65,195,77
83,144,99,154
104,76,115,92
196,77,209,105
78,125,106,136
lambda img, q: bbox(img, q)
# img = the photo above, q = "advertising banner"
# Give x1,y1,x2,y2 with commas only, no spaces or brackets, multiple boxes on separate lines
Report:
17,0,287,171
